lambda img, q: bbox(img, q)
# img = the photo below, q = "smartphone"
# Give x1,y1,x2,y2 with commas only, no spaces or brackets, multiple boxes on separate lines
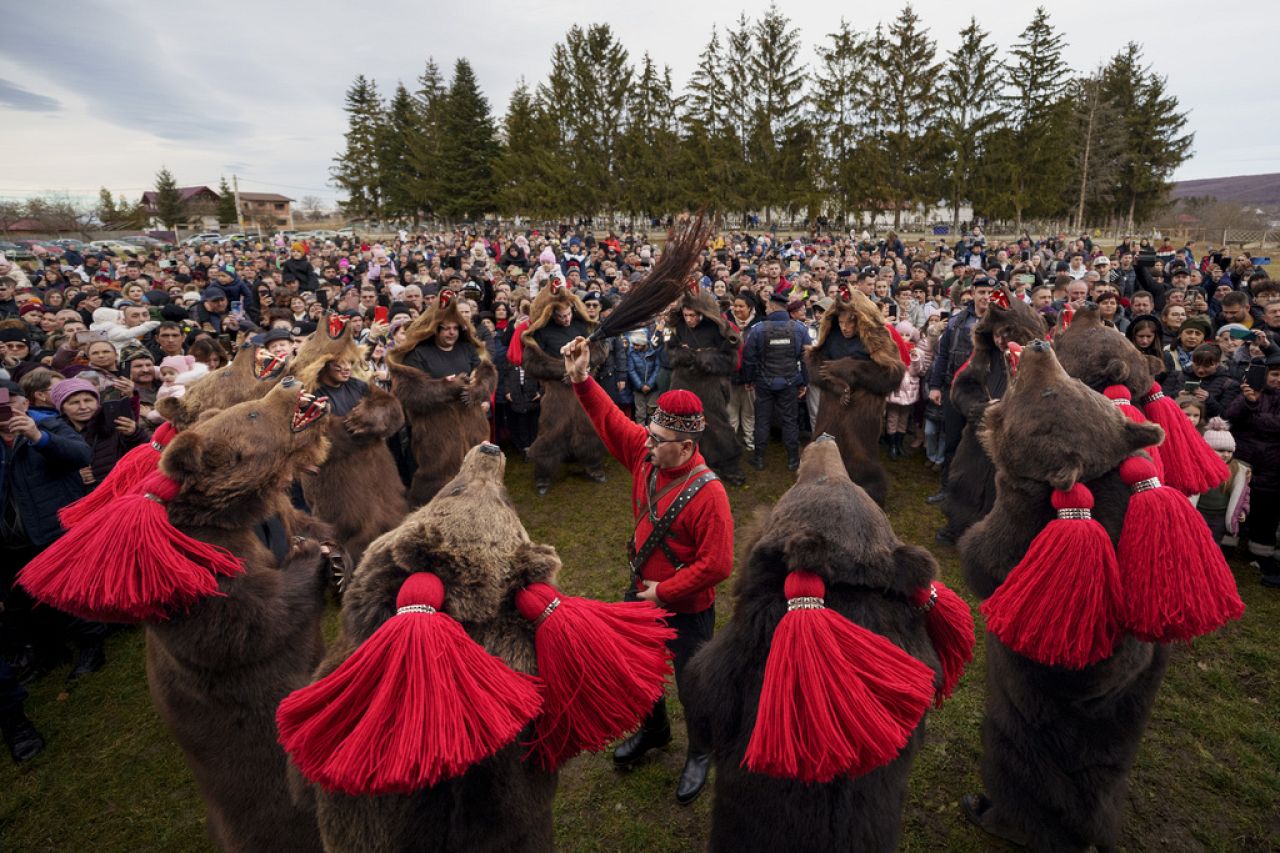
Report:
75,330,108,346
232,298,244,318
1228,326,1255,340
373,305,388,324
148,306,162,321
101,398,134,423
1244,363,1267,390
1182,380,1201,393
0,388,11,424
1016,274,1036,285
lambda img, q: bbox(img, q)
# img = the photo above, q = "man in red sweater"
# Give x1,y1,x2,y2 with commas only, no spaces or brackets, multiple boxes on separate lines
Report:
564,335,734,806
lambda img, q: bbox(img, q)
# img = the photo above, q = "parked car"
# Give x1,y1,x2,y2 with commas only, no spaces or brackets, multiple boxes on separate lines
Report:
88,239,144,256
13,240,63,257
309,229,338,241
182,233,222,247
215,233,247,244
119,235,170,251
0,241,31,260
49,239,88,253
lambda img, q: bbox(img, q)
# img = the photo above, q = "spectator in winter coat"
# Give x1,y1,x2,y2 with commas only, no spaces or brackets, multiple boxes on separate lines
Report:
626,330,662,424
1224,351,1280,571
1162,343,1240,419
50,377,150,489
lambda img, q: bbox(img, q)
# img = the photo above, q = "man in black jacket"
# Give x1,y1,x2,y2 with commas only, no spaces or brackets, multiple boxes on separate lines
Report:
1,380,92,757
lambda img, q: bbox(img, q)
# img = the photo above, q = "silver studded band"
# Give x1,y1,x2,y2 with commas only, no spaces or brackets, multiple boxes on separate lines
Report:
1131,477,1160,493
787,596,825,611
536,597,561,627
1056,508,1091,520
143,492,165,505
1111,398,1131,407
915,584,938,614
1141,391,1165,404
396,604,437,616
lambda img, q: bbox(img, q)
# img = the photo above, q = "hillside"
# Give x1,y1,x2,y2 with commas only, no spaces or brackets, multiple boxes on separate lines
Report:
1170,173,1280,207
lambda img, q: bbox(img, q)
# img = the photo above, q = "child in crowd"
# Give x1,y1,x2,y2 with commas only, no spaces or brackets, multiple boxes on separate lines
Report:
1176,393,1205,430
1191,418,1251,551
626,329,662,425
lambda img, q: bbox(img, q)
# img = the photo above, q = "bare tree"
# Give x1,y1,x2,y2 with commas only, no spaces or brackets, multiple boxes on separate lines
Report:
300,195,327,221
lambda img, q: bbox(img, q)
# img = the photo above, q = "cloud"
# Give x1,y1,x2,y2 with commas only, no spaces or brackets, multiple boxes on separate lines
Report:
0,78,60,112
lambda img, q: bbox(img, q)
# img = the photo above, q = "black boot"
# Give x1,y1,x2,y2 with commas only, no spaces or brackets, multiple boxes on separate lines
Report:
535,480,551,497
887,434,900,460
675,751,711,805
613,700,672,767
786,449,800,471
2,713,45,764
748,453,765,471
895,434,907,459
65,641,106,687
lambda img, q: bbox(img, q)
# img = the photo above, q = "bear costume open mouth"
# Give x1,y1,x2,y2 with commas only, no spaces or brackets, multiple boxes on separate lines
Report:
1004,341,1023,379
327,314,349,339
257,353,288,380
291,389,329,432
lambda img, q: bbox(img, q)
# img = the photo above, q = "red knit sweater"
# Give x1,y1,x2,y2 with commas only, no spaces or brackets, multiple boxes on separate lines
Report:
574,377,733,613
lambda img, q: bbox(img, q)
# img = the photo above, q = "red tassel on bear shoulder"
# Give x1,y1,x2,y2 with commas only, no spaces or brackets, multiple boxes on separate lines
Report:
980,483,1121,669
515,583,675,770
18,470,242,623
1115,456,1244,642
1140,383,1229,495
1103,385,1164,480
743,571,935,783
58,421,176,530
911,582,975,706
277,572,543,796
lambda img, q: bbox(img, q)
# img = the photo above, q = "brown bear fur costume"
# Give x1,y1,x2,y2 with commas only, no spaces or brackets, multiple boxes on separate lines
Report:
294,321,408,568
940,289,1045,540
148,377,336,852
805,288,904,506
155,338,286,430
1052,302,1154,398
520,284,609,490
665,289,745,484
388,292,498,506
684,435,944,852
305,443,563,852
958,340,1169,851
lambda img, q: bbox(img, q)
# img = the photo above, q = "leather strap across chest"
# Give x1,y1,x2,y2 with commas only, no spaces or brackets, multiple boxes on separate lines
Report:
629,465,717,576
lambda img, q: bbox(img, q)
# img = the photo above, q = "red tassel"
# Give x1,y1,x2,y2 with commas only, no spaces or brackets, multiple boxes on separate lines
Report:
18,470,242,623
911,582,975,706
506,319,529,366
58,421,176,529
743,571,935,783
1140,383,1229,495
277,572,543,796
1115,456,1245,642
980,484,1121,669
1102,385,1164,480
515,583,675,770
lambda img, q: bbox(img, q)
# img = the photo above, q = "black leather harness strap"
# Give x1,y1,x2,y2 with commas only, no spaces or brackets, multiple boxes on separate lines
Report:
629,466,718,578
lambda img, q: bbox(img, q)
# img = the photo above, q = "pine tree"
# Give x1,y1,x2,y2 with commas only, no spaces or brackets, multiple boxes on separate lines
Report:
938,18,1005,228
96,187,120,226
1066,68,1126,229
683,26,728,136
812,20,868,222
1103,44,1193,229
748,4,810,220
153,167,185,230
877,5,942,228
1000,7,1074,227
618,54,682,220
216,177,238,226
380,83,420,221
406,59,448,220
436,59,498,221
331,74,385,220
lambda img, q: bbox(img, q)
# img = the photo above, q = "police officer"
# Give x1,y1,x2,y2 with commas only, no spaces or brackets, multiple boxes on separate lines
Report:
743,291,809,471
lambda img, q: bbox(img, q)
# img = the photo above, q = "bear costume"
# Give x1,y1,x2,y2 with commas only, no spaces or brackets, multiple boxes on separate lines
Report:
155,337,287,431
519,283,609,495
294,318,408,568
805,287,905,506
389,290,498,506
684,435,973,852
21,378,336,852
665,289,745,485
958,340,1171,850
939,288,1046,541
279,443,675,852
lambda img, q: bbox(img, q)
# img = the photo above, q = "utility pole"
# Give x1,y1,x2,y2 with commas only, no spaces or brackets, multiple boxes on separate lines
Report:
233,174,244,232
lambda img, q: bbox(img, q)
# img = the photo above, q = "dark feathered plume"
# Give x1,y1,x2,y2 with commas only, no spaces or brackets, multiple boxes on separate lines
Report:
588,211,713,342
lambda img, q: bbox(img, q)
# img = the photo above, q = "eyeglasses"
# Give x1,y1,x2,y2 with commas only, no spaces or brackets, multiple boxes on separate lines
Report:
645,430,685,446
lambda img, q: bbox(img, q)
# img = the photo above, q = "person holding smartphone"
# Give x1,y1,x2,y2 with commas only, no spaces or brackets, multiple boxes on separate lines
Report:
1223,350,1280,583
49,377,149,489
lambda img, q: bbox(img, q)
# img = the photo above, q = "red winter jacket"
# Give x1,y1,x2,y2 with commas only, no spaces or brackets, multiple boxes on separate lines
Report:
574,378,733,612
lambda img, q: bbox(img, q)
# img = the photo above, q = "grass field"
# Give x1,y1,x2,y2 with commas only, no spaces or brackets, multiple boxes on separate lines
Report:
2,444,1278,851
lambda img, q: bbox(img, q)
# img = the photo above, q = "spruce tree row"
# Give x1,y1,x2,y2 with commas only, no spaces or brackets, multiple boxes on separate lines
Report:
331,4,1193,231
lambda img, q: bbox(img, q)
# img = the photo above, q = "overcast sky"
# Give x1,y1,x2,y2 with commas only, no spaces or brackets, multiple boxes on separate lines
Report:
1,0,1277,208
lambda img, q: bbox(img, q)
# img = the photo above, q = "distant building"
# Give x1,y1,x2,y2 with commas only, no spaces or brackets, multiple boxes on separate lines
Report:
238,192,294,229
139,185,294,232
